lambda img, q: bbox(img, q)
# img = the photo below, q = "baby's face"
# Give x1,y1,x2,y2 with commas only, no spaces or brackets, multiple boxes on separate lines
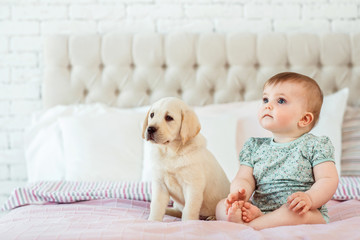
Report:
258,82,308,136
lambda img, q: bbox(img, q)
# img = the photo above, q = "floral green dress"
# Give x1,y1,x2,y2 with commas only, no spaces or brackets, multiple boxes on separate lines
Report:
239,133,335,223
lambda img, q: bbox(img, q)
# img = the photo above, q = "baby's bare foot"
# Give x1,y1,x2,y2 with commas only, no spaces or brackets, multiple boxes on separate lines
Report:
241,202,263,223
227,201,244,223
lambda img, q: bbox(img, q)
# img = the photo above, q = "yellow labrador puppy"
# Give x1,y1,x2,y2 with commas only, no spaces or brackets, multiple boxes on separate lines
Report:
142,97,230,221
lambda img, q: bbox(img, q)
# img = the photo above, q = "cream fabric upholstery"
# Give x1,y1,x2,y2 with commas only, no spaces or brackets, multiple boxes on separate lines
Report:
43,32,360,108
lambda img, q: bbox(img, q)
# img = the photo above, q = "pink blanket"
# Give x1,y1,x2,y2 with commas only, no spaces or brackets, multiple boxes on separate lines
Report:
1,199,359,240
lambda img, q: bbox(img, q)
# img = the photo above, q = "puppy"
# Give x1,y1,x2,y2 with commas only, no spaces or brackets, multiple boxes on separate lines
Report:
142,97,230,221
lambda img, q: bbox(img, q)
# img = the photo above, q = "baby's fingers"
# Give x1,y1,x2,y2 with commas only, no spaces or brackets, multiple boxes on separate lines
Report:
291,200,306,212
288,197,301,210
287,192,299,203
298,205,310,215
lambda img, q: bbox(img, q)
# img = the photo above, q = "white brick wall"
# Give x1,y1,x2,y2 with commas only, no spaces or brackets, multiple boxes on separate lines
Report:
0,0,360,209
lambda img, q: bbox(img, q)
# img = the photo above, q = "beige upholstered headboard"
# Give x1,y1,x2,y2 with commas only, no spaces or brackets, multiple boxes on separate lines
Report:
43,32,360,108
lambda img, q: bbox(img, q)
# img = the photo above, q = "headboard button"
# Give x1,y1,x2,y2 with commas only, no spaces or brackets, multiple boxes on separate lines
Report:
83,89,88,97
146,89,152,96
114,89,120,96
209,87,215,96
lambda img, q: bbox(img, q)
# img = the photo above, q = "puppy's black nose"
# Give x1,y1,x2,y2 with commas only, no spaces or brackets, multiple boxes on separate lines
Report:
147,126,157,134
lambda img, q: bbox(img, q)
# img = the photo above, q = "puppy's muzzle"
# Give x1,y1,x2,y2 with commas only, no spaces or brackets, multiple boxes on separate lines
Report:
146,126,157,141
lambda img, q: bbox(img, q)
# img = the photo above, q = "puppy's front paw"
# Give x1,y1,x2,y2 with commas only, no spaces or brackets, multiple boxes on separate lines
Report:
181,213,199,221
148,213,163,221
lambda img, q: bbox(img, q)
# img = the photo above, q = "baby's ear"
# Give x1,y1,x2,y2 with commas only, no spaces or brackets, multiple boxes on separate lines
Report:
298,112,314,128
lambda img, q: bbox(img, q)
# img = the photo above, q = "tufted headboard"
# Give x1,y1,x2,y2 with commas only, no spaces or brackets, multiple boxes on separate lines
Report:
43,32,360,108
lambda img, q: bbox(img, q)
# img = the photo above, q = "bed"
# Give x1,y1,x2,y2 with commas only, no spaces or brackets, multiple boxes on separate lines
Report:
1,32,360,239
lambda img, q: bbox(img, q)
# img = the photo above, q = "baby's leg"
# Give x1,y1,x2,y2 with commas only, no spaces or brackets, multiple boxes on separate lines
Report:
215,199,227,221
241,202,263,223
227,201,245,223
247,204,326,230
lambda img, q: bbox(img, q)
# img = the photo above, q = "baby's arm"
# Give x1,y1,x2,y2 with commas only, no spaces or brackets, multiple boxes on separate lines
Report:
225,165,255,213
287,161,339,215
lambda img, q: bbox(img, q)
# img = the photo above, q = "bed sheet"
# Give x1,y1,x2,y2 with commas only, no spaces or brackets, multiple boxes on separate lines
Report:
1,198,360,240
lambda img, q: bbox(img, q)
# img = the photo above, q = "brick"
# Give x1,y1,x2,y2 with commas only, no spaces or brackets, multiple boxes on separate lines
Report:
0,132,8,149
0,37,8,53
158,0,204,2
100,0,151,2
11,100,42,115
0,180,27,195
0,164,10,180
0,6,10,19
270,0,327,3
0,115,31,131
244,4,300,19
216,19,272,33
10,36,42,51
157,19,214,33
128,4,183,18
332,20,360,32
302,4,358,19
274,19,330,33
0,68,10,83
70,5,125,20
41,21,97,34
185,4,243,18
0,83,40,100
11,67,42,84
12,5,67,20
0,21,39,35
10,162,27,180
98,20,155,33
9,131,25,149
0,101,10,116
0,53,38,67
0,149,25,164
34,0,96,3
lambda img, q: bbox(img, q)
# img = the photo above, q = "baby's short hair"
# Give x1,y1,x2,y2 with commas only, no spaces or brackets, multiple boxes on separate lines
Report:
264,72,324,129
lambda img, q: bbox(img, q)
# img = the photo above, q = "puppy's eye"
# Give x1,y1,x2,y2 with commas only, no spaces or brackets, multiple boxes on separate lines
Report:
150,112,154,118
165,115,173,121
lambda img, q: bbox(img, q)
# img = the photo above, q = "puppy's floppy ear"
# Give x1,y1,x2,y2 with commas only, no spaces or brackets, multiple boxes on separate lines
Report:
180,108,201,145
142,110,150,139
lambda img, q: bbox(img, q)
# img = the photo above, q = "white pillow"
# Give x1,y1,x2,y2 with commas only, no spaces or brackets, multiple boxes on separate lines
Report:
25,105,77,182
141,114,238,181
59,111,145,181
311,88,349,175
25,103,147,182
199,115,238,181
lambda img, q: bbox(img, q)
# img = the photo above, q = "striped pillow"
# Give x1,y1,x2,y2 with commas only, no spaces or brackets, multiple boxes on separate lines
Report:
341,107,360,176
1,178,359,211
332,176,360,200
1,181,153,211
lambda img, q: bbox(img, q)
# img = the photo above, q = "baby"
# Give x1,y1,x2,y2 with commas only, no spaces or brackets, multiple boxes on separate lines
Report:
215,72,339,230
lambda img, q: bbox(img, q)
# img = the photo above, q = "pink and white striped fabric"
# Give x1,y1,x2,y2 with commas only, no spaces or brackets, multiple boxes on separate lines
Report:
2,181,153,211
1,177,359,212
333,176,360,200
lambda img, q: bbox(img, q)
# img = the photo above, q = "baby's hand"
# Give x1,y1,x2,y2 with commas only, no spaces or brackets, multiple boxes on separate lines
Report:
287,192,312,215
225,189,246,214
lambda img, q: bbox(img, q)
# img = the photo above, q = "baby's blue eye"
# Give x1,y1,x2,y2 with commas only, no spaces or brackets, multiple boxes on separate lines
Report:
278,98,286,104
263,97,269,104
